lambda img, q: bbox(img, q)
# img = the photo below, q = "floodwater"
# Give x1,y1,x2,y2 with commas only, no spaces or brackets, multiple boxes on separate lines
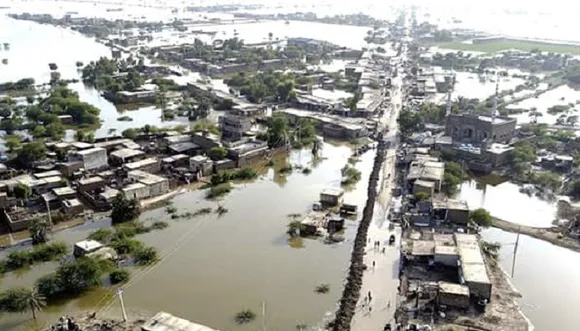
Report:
457,178,558,228
0,16,189,138
482,228,580,331
0,142,376,331
452,71,526,101
508,85,580,126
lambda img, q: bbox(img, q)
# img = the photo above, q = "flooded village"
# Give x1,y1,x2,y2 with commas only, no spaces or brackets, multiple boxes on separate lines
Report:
0,1,580,331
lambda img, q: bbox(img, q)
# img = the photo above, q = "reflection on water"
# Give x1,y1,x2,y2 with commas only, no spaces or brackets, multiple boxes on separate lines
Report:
458,179,557,227
483,228,580,331
0,142,374,331
508,85,580,126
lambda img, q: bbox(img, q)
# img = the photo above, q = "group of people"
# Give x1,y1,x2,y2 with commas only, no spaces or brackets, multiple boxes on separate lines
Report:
49,316,81,331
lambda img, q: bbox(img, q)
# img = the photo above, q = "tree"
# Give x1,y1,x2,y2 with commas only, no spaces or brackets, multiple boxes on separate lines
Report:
312,138,323,156
5,135,21,152
397,109,422,135
133,246,158,266
469,208,493,228
111,192,141,224
0,287,46,320
122,128,139,139
190,98,211,120
343,92,362,114
48,63,58,71
14,183,31,202
109,269,130,284
35,273,63,299
414,192,430,201
17,141,47,166
208,146,227,161
56,257,103,293
29,219,50,245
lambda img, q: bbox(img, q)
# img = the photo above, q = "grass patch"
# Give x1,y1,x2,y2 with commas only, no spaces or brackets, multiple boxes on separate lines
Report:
435,41,580,55
206,183,232,199
341,164,362,185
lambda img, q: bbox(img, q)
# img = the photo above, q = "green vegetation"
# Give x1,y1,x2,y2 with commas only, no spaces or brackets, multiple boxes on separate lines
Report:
234,309,257,324
481,241,501,263
341,164,362,185
13,183,31,201
0,286,46,320
215,205,228,216
133,247,159,266
469,208,493,228
0,242,68,274
0,78,35,92
414,192,430,201
117,115,133,121
16,141,47,167
29,218,50,245
225,71,296,103
110,237,144,254
443,162,468,196
435,41,580,55
191,119,220,135
287,220,304,237
206,183,233,199
210,168,258,186
314,283,330,294
87,228,114,242
208,146,228,161
546,104,570,115
111,192,141,224
109,269,130,284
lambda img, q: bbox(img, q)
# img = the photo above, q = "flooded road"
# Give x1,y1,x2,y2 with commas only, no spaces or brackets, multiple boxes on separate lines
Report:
0,142,375,331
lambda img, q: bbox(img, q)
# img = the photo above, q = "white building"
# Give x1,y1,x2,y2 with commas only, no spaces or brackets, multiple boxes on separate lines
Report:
73,147,108,171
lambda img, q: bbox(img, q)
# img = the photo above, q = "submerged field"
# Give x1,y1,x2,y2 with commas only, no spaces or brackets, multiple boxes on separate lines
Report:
436,40,580,55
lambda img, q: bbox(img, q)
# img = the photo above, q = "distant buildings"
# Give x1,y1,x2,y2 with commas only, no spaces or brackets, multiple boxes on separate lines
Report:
444,113,517,145
219,114,253,141
71,147,108,171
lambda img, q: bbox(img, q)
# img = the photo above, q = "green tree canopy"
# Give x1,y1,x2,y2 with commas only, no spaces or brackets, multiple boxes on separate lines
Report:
111,192,141,224
17,141,47,166
469,208,493,228
208,146,228,161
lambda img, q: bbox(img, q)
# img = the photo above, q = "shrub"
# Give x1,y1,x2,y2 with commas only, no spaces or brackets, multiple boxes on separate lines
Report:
109,269,130,284
234,309,256,324
206,183,232,198
133,246,158,266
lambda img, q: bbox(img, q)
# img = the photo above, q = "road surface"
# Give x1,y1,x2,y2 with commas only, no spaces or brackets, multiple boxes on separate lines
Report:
350,47,406,331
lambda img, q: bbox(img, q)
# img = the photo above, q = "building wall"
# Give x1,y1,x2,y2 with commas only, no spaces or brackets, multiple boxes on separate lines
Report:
465,281,492,301
148,180,169,197
437,292,470,310
122,186,150,200
236,148,269,167
434,254,459,267
81,149,108,171
445,114,516,144
448,209,469,225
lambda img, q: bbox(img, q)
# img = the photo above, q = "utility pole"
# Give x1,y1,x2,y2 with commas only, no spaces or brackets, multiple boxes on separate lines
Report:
45,199,53,231
116,288,128,322
261,300,266,331
511,231,520,278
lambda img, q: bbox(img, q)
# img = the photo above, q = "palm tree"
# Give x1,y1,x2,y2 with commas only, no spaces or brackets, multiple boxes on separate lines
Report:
29,218,50,245
312,138,323,156
25,287,46,320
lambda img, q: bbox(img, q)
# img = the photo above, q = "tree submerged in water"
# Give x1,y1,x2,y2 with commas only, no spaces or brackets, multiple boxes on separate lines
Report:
315,283,330,294
111,192,141,224
234,309,256,324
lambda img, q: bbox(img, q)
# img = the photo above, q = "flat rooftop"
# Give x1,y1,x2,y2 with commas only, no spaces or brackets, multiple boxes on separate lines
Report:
142,312,220,331
321,188,345,197
110,148,145,160
76,147,106,156
438,281,470,296
124,157,159,170
129,170,167,185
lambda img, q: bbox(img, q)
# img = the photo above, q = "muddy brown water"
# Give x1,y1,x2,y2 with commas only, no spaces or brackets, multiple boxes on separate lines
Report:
0,143,376,331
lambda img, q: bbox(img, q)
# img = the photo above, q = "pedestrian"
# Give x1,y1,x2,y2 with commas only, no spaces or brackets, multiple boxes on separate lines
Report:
369,305,372,314
382,247,386,254
387,300,391,308
368,291,372,302
372,260,376,269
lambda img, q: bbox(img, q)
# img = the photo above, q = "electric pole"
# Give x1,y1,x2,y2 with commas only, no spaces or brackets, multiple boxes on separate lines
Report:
116,288,128,322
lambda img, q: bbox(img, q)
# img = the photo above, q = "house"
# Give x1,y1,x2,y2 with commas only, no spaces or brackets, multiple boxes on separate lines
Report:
227,139,268,167
73,239,103,258
52,186,76,201
213,159,236,172
219,114,252,141
456,233,492,301
406,160,445,192
72,147,108,171
162,154,189,168
192,132,222,150
122,182,150,200
432,199,470,225
63,198,83,216
109,148,145,165
437,282,470,310
190,155,213,177
128,170,169,197
168,142,200,155
412,179,435,197
78,176,106,192
116,90,156,104
320,188,345,206
95,139,131,152
123,157,161,173
58,161,84,178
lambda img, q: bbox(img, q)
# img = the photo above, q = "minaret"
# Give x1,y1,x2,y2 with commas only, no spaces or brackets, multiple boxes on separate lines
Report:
491,73,499,122
446,68,455,117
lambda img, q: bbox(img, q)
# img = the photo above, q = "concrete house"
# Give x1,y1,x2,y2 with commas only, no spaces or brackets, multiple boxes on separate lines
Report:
128,170,169,198
72,147,108,171
109,148,145,165
320,188,345,206
190,155,213,177
219,114,252,141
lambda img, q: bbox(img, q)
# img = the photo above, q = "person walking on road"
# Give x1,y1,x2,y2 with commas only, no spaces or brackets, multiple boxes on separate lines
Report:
372,260,376,270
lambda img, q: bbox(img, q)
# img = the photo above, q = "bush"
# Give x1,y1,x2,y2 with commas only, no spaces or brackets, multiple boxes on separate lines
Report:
110,237,143,255
206,183,232,199
234,309,256,324
109,269,130,284
88,228,113,243
133,246,158,266
208,146,228,161
469,208,493,228
150,221,169,230
2,242,68,272
315,283,330,294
